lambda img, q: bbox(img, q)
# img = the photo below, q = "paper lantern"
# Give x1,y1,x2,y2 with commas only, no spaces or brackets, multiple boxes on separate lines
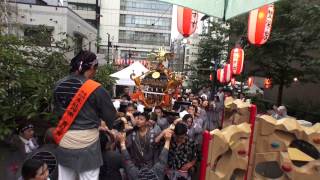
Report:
231,77,236,86
223,64,232,83
264,78,272,88
177,6,198,37
247,77,254,87
210,74,213,81
248,4,275,45
217,69,225,83
217,64,232,83
229,48,244,75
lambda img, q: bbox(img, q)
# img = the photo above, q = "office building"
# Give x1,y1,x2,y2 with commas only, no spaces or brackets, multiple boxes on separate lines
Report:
99,0,173,64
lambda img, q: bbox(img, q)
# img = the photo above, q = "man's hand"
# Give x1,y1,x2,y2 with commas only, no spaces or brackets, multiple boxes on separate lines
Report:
173,118,182,125
117,132,126,145
180,161,195,171
99,120,109,131
163,129,173,141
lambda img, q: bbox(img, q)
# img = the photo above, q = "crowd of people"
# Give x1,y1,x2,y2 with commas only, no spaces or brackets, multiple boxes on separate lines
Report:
2,51,227,180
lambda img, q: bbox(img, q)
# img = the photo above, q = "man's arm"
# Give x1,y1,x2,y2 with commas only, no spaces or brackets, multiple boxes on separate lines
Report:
96,87,117,129
153,130,173,177
118,133,139,179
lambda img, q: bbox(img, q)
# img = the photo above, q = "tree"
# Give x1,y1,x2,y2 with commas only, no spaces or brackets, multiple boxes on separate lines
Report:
94,64,117,95
195,18,230,94
246,0,320,105
0,30,71,139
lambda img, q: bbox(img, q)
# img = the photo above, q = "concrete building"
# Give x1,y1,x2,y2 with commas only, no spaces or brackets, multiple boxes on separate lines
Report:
66,0,99,28
184,34,200,70
7,0,97,59
99,0,173,64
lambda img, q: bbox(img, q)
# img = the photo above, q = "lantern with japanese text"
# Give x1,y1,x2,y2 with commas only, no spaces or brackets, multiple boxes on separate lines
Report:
177,6,198,37
264,78,272,88
229,48,244,75
231,77,236,86
247,77,254,87
248,4,275,45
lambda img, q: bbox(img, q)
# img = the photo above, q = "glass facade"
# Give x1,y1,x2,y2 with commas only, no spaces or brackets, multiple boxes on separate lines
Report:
120,14,171,30
68,2,96,11
119,30,170,46
120,0,172,14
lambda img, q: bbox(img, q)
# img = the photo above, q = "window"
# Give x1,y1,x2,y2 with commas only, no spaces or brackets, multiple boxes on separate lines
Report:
74,34,83,55
119,15,171,30
186,49,190,55
120,0,172,14
68,2,96,11
119,30,170,46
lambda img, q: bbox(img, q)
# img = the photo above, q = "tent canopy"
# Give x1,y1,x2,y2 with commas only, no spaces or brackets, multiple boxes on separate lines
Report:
110,62,149,86
159,0,279,20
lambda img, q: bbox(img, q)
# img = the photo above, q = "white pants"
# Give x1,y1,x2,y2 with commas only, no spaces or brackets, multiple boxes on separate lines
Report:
58,164,99,180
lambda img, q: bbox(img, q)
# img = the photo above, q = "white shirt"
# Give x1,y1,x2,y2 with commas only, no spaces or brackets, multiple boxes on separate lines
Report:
19,136,38,153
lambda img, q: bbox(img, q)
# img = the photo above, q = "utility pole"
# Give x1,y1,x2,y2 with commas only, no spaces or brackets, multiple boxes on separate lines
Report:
107,33,110,64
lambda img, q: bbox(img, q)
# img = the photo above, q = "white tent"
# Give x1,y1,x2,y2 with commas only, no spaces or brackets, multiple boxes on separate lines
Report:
110,62,149,86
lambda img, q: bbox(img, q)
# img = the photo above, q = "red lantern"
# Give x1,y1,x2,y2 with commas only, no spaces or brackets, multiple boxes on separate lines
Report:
231,77,236,86
264,78,272,88
210,74,213,81
248,4,275,45
217,68,225,83
223,64,232,83
230,48,244,75
247,77,254,87
217,64,232,83
177,6,198,37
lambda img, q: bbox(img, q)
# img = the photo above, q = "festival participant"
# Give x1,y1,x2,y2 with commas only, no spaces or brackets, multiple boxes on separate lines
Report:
118,129,173,180
99,131,123,180
217,87,225,105
131,86,148,106
192,98,207,124
167,123,197,180
53,50,116,180
5,122,40,180
154,106,169,130
19,159,49,180
121,86,131,101
187,105,204,145
205,100,223,131
9,122,39,155
126,112,161,168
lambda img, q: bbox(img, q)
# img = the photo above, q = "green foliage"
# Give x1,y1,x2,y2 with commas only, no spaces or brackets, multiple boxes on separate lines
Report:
245,0,320,104
195,18,231,90
0,26,69,139
94,64,117,94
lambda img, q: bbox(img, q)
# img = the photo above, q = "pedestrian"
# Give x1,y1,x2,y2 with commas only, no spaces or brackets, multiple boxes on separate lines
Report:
53,50,117,180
